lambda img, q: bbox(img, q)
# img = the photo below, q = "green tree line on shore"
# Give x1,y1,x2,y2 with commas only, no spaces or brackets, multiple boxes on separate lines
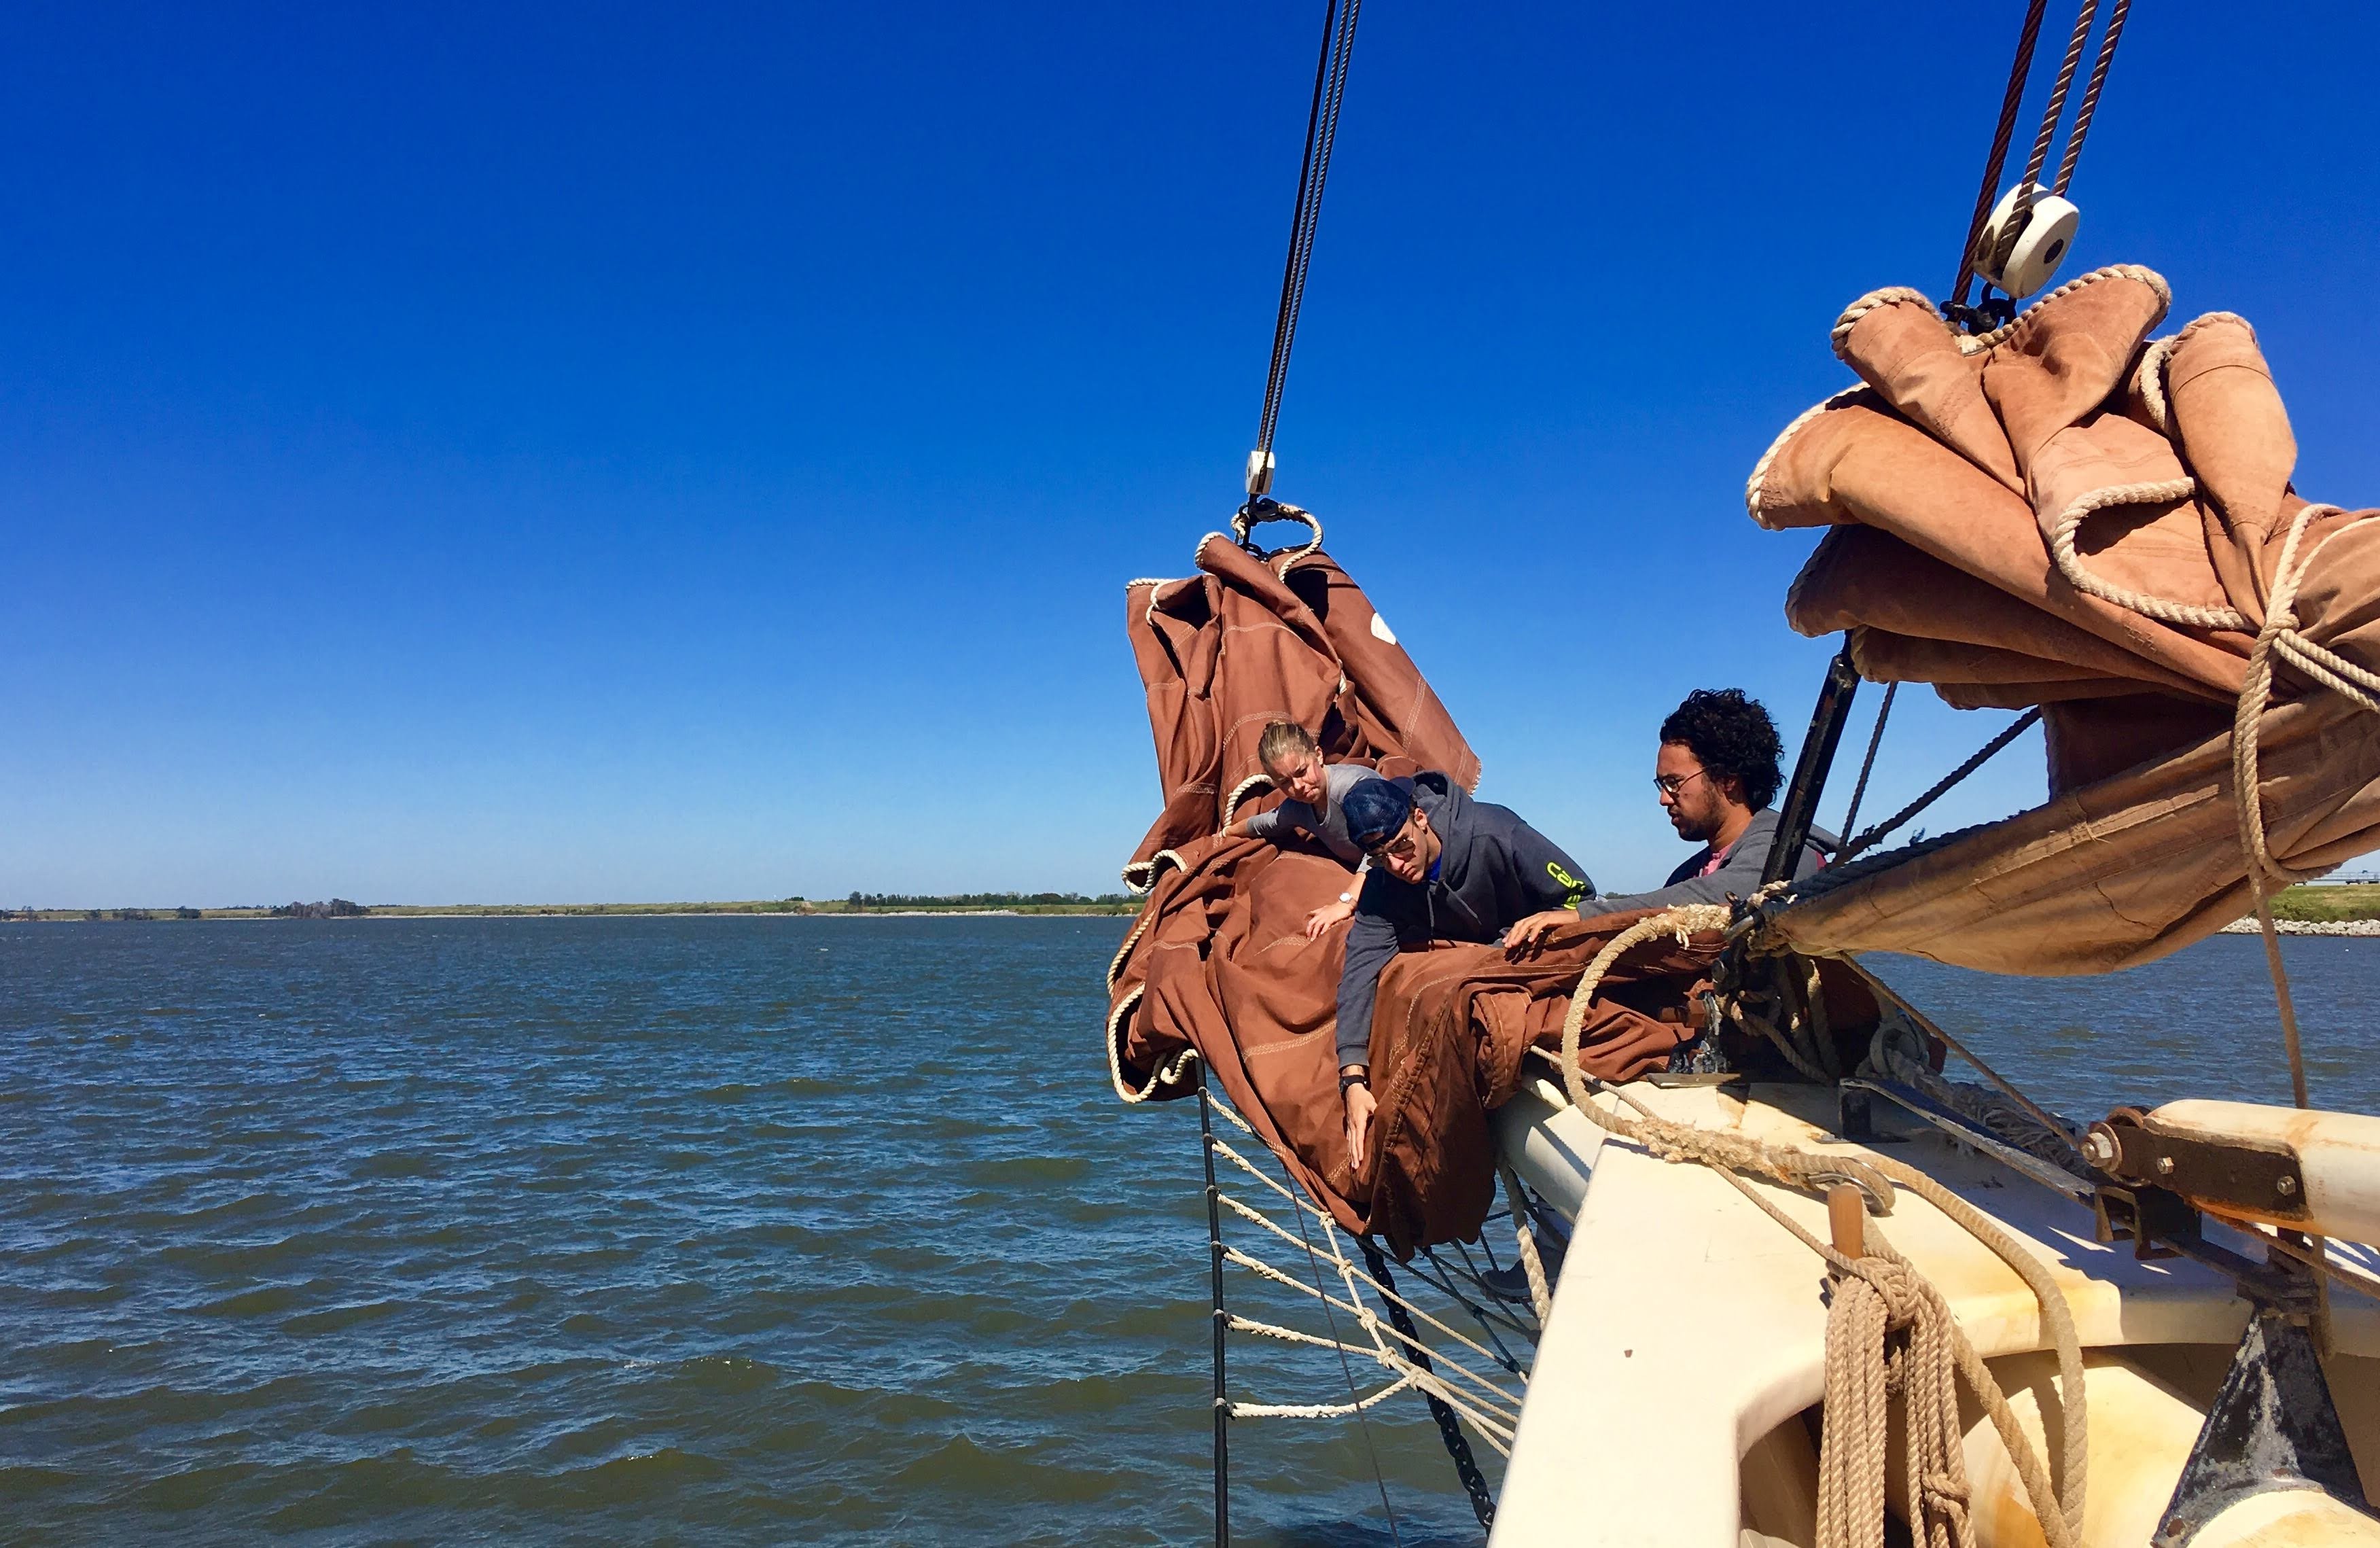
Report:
13,882,2380,924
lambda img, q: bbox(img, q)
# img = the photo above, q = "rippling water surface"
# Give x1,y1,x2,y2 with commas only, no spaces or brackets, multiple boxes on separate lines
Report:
1,917,2373,1545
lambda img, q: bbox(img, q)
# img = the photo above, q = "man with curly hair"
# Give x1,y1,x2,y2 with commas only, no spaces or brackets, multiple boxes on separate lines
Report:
1584,688,1831,915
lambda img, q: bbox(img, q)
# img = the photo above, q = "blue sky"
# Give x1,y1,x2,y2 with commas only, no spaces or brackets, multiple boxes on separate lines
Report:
6,1,2379,907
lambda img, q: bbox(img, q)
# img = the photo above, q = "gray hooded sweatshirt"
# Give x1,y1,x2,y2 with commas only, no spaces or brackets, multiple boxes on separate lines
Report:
1243,762,1370,868
1584,807,1832,916
1334,773,1595,1071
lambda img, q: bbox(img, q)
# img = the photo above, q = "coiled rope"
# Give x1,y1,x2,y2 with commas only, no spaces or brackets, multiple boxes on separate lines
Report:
1557,906,1893,1203
1547,908,2089,1548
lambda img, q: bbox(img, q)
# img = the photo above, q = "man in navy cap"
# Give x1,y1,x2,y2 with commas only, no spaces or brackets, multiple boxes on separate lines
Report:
1334,773,1601,1170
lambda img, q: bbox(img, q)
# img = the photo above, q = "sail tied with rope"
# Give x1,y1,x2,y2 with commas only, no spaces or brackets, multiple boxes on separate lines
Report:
1106,522,1890,1255
1750,265,2380,977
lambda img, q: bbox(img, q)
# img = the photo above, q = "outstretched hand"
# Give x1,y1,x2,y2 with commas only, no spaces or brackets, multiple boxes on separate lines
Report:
1343,1079,1377,1173
1303,897,1356,940
1502,909,1576,961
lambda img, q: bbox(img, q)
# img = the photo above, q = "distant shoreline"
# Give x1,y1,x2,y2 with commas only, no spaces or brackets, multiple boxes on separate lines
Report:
2216,917,2380,938
2,898,1142,923
13,882,2377,929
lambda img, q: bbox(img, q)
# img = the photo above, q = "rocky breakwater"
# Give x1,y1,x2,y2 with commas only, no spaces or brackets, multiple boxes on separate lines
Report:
2220,917,2380,937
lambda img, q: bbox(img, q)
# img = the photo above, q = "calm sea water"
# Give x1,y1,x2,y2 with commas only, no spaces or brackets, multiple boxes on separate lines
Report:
1,917,2373,1545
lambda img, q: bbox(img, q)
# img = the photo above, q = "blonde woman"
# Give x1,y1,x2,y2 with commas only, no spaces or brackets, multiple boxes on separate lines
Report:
1226,721,1369,939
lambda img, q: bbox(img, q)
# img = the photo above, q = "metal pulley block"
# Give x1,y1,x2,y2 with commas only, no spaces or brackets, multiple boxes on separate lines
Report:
1970,182,2081,300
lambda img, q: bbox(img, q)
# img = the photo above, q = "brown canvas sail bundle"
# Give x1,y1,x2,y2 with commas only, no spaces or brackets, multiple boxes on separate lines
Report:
1105,529,1750,1251
1750,266,2380,973
1105,824,1735,1253
1120,529,1478,890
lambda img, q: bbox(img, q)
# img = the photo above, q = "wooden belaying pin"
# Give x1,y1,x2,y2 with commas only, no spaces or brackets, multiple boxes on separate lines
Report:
1828,1182,1867,1259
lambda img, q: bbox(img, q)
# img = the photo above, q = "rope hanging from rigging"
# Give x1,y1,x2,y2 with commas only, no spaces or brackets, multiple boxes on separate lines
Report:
2052,0,2132,195
1948,0,2050,313
1812,1,2131,866
1993,0,2106,276
1242,0,1364,529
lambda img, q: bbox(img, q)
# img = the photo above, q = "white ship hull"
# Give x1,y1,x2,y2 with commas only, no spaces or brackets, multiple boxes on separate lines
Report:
1489,1080,2380,1548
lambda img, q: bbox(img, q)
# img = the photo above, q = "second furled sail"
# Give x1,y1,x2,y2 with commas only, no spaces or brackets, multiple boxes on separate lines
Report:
1752,266,2380,974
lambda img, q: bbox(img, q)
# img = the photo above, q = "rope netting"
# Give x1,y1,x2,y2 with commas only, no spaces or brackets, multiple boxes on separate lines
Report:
1192,1076,1559,1540
1198,1089,1533,1452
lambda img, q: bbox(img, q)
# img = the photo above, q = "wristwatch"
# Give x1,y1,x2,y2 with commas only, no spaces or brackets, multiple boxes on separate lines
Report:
1337,891,1354,904
1338,1070,1369,1094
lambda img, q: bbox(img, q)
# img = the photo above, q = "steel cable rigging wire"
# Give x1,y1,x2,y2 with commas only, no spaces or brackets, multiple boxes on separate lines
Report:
1950,0,2051,310
1993,0,2106,278
1247,0,1364,508
1835,707,2043,864
1833,681,1898,849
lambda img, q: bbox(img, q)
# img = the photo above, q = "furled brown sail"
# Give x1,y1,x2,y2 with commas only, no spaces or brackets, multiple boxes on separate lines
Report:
1752,266,2380,973
1120,531,1478,888
1104,528,1828,1253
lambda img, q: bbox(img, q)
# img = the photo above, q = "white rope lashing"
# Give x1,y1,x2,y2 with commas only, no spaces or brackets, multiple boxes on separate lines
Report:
1498,1163,1553,1325
2052,482,2380,1108
1207,1138,1529,1414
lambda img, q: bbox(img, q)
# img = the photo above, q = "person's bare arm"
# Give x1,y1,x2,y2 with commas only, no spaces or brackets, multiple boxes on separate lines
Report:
1304,885,1359,939
1502,908,1577,960
1343,1068,1378,1172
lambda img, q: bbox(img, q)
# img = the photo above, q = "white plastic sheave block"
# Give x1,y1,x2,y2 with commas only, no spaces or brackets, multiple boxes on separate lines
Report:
1971,183,2081,300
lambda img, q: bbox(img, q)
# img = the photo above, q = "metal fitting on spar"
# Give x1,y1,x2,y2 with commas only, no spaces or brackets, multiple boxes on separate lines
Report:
2088,1100,2380,1244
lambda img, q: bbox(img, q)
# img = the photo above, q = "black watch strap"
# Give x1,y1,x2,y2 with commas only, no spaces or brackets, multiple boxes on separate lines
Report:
1338,1070,1369,1094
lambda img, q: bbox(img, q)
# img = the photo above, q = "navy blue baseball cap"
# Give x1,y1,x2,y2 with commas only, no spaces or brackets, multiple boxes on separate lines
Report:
1341,777,1416,851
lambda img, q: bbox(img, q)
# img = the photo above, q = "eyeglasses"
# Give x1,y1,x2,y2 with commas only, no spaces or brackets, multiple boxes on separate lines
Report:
1363,820,1422,866
1652,769,1711,800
